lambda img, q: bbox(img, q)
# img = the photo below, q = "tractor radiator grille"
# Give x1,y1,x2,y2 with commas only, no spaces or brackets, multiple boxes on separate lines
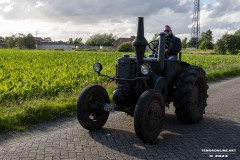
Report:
116,56,136,79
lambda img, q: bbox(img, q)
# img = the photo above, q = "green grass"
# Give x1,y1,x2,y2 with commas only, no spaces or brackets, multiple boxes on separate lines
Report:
0,49,240,134
0,83,115,134
0,97,76,132
180,53,240,81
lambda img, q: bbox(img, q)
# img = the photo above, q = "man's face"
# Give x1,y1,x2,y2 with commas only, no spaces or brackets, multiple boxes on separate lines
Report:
164,27,172,36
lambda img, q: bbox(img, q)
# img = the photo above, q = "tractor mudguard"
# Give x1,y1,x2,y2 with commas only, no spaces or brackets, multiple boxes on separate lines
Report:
163,60,191,85
153,76,168,102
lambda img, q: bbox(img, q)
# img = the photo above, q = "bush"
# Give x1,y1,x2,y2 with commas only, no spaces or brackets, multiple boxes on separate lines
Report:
75,48,98,51
117,42,134,52
54,48,64,51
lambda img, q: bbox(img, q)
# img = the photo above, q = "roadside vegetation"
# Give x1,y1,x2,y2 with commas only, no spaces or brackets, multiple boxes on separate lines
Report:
0,49,240,134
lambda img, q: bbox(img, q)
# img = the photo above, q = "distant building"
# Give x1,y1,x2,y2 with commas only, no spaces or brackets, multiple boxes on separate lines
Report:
34,37,75,50
34,37,45,45
113,37,135,50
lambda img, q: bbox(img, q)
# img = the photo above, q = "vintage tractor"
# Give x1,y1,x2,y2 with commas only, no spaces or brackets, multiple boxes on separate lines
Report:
76,17,208,143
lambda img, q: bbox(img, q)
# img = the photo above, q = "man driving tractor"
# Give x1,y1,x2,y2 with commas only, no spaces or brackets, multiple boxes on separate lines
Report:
164,25,182,60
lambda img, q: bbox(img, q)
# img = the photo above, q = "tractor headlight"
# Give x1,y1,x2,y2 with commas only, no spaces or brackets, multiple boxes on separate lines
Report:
141,64,150,75
93,62,102,73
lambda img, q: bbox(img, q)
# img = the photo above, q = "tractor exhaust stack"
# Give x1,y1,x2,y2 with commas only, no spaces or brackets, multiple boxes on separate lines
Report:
132,17,148,76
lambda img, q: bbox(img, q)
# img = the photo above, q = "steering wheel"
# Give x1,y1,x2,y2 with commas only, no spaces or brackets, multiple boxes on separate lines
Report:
149,40,171,51
148,40,159,51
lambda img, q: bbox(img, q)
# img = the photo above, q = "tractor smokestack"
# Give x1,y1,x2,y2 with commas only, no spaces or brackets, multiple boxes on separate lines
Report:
132,17,148,75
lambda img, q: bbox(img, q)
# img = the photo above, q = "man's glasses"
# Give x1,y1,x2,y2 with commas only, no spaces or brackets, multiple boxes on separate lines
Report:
164,30,170,32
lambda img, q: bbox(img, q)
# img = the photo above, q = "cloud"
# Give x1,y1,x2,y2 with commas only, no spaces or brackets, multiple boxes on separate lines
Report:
200,0,240,40
34,1,46,8
0,0,239,42
0,0,192,22
2,2,15,12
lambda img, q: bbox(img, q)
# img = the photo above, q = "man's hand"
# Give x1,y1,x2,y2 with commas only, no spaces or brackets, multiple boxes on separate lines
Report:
165,48,170,53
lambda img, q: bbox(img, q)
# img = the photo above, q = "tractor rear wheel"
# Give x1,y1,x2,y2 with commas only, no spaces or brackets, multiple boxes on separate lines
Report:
134,90,165,143
174,66,208,123
76,84,110,131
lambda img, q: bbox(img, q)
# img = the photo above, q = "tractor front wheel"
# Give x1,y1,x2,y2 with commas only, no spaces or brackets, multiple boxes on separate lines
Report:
134,90,165,143
76,84,110,131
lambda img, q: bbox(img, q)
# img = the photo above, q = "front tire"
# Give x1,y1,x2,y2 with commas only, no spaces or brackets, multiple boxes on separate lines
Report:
134,90,165,143
174,66,208,123
76,84,110,131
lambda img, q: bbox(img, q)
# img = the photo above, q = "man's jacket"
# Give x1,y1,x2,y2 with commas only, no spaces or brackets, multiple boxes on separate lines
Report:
165,34,181,56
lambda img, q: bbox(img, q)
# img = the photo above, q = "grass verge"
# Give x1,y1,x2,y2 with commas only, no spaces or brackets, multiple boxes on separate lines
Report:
0,82,116,134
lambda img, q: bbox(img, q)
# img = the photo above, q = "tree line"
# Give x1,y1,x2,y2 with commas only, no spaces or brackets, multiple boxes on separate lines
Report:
0,34,36,49
0,33,118,49
181,29,240,54
1,29,240,54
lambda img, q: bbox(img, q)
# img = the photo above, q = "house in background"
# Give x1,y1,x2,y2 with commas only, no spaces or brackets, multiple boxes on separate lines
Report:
34,37,75,50
34,37,45,45
113,37,135,50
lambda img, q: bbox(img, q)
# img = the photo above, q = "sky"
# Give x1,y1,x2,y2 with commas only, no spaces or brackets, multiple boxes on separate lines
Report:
0,0,240,43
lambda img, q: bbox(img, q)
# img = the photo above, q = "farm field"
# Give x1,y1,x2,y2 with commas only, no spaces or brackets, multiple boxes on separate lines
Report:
0,49,121,105
0,49,240,133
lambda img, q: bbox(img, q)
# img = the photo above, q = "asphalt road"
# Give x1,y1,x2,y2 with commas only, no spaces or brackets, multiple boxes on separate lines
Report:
0,77,240,160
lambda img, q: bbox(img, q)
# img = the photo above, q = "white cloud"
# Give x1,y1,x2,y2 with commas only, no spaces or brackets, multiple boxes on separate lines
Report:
0,0,239,43
0,0,11,5
3,2,15,12
35,1,46,8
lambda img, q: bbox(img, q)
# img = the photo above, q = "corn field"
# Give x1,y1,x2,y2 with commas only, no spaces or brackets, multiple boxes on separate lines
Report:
0,49,240,106
0,49,124,105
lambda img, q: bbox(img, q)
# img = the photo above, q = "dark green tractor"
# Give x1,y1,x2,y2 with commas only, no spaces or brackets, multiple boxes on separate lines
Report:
76,17,208,143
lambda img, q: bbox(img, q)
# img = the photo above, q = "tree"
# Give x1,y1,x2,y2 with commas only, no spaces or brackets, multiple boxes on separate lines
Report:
199,39,213,51
5,36,16,48
200,30,213,42
4,33,35,49
67,38,73,45
199,30,214,49
214,38,227,54
44,37,52,42
24,34,36,49
187,37,198,48
199,40,207,51
225,34,239,55
214,33,240,55
0,36,4,43
85,33,117,46
234,29,240,36
234,29,240,50
73,37,83,46
15,33,25,49
182,38,187,49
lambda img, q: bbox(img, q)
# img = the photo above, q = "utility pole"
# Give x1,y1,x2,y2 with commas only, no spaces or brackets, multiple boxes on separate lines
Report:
191,0,200,49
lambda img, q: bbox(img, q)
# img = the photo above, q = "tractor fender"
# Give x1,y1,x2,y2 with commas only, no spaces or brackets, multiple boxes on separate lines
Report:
153,76,168,102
